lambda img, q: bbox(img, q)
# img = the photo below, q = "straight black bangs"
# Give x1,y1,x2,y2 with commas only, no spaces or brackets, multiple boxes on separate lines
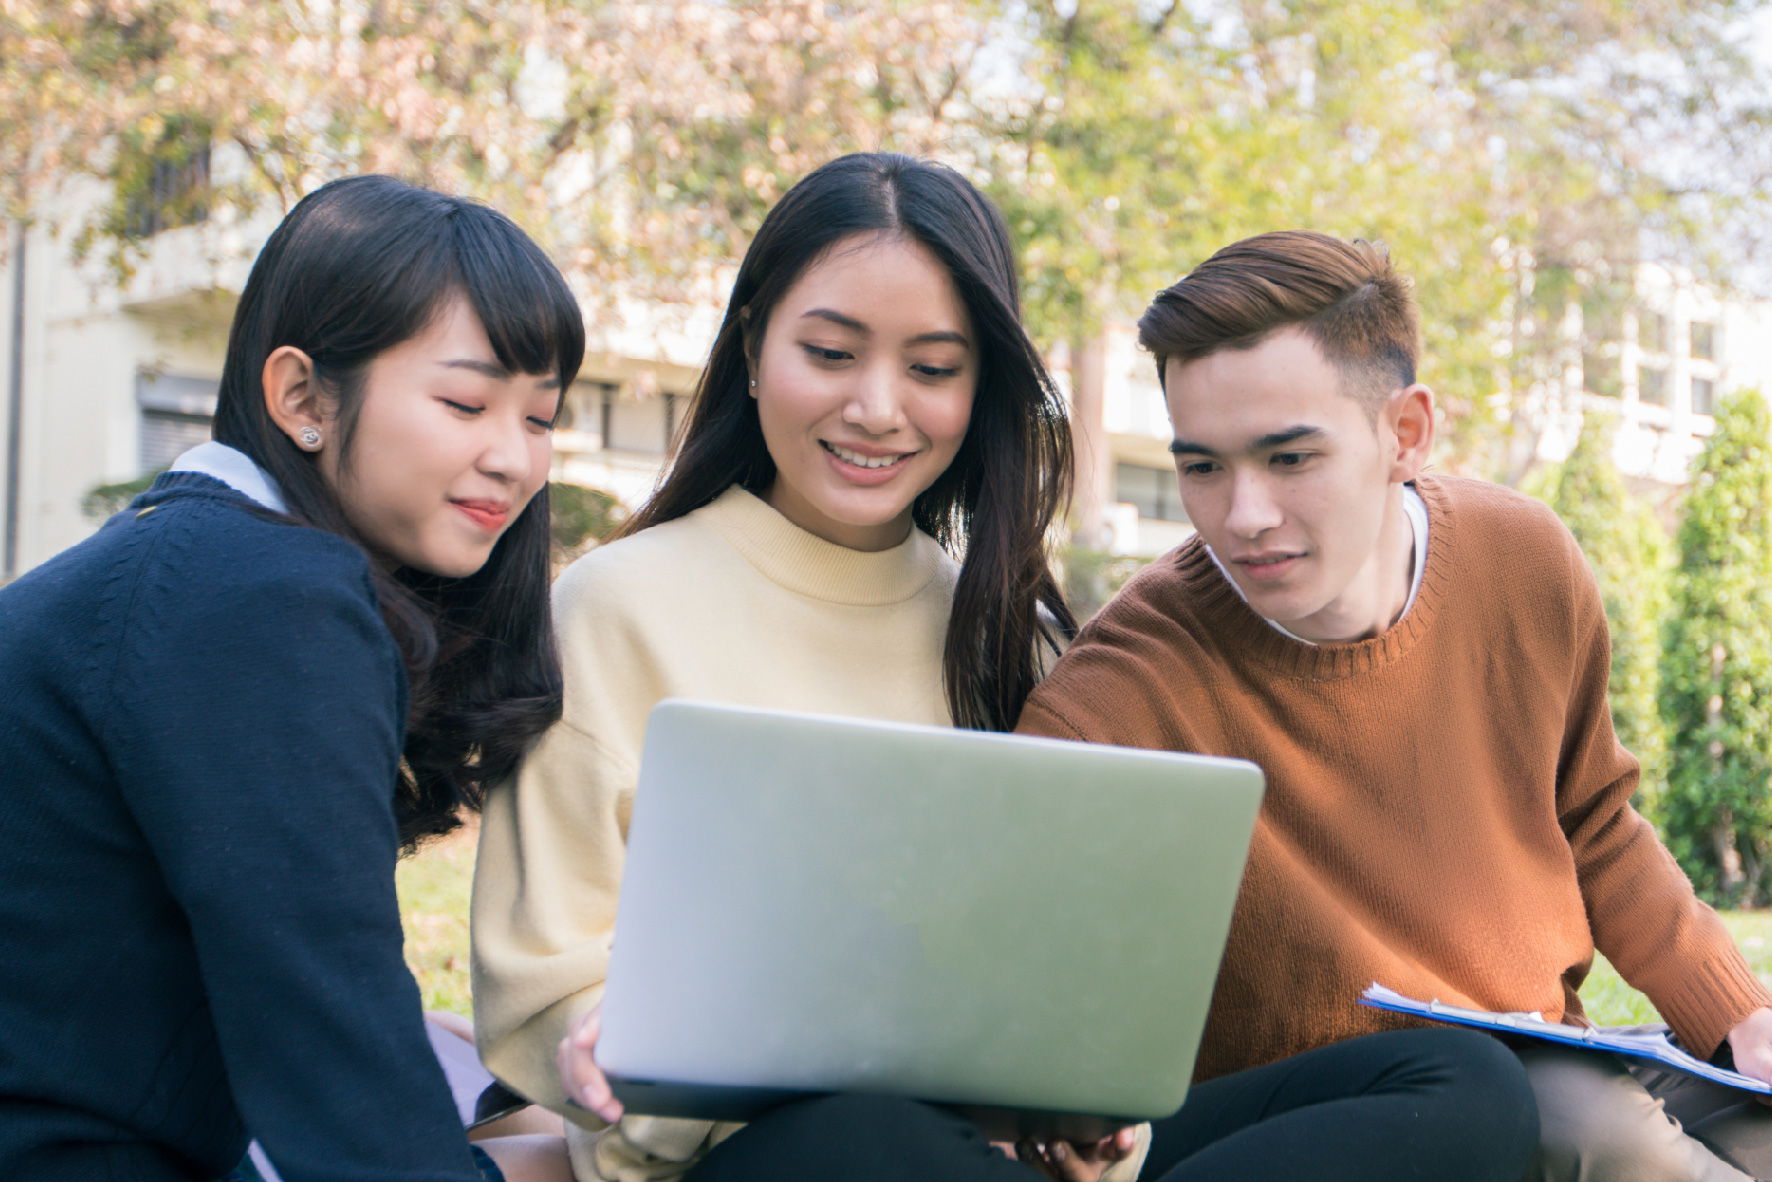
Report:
448,205,586,394
281,183,584,397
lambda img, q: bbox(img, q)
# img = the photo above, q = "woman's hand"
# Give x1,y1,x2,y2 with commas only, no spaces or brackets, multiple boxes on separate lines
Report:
555,1005,623,1123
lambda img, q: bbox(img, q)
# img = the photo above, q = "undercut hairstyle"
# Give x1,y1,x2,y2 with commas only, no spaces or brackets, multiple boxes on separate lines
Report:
616,152,1076,732
1137,230,1420,413
211,174,584,848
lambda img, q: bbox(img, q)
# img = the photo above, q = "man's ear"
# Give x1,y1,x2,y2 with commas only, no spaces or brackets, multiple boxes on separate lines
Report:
261,346,324,450
1385,383,1436,482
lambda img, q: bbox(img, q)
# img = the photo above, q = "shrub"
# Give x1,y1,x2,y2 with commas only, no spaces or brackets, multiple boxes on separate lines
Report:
1534,414,1671,815
81,469,165,521
550,482,627,560
1660,389,1772,905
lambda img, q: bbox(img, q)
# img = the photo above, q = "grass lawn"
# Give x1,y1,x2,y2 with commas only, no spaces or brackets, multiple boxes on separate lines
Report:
398,822,479,1016
400,821,1772,1027
1584,911,1772,1025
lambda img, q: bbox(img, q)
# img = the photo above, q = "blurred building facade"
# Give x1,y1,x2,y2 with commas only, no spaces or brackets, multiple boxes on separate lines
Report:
1527,263,1772,486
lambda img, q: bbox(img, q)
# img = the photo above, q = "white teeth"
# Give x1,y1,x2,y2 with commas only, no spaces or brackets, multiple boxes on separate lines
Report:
825,442,909,469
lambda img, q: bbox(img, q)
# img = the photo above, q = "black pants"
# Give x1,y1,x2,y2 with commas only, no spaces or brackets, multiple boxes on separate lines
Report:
685,1028,1538,1181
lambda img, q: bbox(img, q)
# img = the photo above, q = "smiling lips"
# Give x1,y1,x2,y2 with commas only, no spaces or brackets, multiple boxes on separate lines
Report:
821,440,918,482
452,499,511,531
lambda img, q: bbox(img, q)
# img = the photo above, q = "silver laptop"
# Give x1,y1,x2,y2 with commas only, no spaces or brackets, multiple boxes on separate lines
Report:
597,699,1265,1140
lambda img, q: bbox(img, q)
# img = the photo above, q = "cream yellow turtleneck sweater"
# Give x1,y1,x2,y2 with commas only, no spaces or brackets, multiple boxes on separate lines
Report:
471,486,965,1180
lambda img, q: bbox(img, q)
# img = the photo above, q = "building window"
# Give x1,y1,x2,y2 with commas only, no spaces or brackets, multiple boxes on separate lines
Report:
1115,464,1188,524
1692,377,1716,416
1638,365,1671,407
1691,321,1717,362
601,385,680,455
136,371,219,470
554,380,615,436
1639,311,1673,356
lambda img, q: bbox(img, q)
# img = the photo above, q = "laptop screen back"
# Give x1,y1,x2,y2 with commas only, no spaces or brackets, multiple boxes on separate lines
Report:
597,700,1265,1133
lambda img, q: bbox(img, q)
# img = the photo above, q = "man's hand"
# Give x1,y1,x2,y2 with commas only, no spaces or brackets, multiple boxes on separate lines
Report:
1726,1006,1772,1104
995,1126,1140,1182
556,1005,624,1123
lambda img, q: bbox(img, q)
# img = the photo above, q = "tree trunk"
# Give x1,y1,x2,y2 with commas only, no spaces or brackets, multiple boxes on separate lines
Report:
1741,839,1764,910
1713,809,1745,904
1068,326,1113,554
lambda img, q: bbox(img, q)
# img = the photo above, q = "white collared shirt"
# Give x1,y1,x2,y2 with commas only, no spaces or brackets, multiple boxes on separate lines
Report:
167,441,288,513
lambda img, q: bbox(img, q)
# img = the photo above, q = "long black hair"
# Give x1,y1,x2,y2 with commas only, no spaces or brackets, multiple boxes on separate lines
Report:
210,175,584,847
615,153,1074,731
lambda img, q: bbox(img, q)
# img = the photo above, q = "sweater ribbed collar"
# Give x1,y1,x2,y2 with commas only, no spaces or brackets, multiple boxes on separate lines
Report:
1176,474,1455,679
699,485,950,607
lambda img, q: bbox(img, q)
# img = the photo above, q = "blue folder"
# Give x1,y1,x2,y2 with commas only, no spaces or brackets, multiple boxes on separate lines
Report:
1360,983,1772,1094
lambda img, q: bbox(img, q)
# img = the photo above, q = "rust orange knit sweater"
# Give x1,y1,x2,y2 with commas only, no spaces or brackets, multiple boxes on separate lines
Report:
1019,473,1770,1082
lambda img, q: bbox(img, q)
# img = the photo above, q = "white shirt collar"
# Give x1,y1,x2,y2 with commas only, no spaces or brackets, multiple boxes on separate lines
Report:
167,441,288,513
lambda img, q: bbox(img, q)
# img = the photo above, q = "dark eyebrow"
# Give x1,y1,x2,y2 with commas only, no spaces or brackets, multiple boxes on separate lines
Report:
1252,425,1324,450
1169,425,1324,457
441,358,509,379
440,358,562,390
801,310,970,350
802,308,867,333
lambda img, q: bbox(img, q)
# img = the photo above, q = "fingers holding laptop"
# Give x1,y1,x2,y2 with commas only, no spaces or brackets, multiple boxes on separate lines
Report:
1099,1125,1141,1160
996,1126,1139,1182
1056,1126,1140,1181
557,1005,624,1123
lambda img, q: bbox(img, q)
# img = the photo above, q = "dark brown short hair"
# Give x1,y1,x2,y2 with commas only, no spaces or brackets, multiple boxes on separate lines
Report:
1136,230,1419,412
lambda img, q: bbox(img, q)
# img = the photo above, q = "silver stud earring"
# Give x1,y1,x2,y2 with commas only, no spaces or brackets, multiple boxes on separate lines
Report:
297,426,323,450
749,379,757,389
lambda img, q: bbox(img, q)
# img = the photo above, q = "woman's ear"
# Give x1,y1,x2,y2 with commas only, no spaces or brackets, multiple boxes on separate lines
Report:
262,346,325,451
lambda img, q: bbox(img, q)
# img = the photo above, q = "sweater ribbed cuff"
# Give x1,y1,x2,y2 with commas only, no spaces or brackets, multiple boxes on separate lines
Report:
1652,953,1772,1059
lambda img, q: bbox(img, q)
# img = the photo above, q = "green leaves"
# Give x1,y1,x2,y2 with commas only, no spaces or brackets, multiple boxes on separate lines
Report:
548,481,626,562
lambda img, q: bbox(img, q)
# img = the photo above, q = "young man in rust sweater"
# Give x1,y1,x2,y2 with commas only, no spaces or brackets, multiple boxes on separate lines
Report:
1017,230,1772,1180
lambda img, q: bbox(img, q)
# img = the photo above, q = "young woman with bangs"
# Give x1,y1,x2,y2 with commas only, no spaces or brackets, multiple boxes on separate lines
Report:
469,154,1538,1182
0,175,579,1182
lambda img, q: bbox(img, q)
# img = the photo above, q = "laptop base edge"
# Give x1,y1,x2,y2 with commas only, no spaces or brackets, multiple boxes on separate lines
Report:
607,1076,1157,1142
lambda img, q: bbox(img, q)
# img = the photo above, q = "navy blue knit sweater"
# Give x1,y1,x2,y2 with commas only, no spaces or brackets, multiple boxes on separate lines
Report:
0,473,483,1181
